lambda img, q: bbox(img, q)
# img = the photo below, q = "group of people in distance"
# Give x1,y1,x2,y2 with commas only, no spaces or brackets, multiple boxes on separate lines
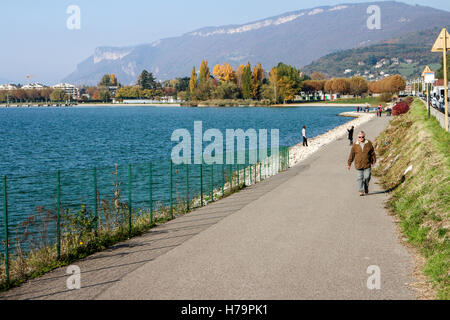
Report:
357,104,392,116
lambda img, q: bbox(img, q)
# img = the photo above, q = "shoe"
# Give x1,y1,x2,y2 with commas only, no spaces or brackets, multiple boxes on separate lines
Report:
365,187,369,194
360,192,365,196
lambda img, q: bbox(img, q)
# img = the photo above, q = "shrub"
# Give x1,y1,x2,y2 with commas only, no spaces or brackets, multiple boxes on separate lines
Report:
392,101,410,116
403,96,414,106
378,92,393,103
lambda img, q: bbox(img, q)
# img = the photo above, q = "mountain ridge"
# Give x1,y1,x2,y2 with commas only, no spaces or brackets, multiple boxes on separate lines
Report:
63,1,450,85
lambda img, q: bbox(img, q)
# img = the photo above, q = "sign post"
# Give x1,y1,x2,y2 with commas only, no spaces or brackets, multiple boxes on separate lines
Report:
422,66,435,119
431,28,449,131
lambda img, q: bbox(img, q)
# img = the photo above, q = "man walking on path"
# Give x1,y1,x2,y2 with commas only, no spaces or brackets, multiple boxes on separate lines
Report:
302,125,308,147
347,131,376,196
347,126,354,146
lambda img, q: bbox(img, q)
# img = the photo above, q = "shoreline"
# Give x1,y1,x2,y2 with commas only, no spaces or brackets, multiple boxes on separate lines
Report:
289,111,376,167
0,103,366,108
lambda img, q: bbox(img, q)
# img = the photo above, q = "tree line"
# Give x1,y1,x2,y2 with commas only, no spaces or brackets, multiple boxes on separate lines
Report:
181,60,309,103
0,63,408,104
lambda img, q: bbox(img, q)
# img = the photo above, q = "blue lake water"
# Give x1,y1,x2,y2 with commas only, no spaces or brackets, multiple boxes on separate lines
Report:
0,106,354,176
0,105,355,252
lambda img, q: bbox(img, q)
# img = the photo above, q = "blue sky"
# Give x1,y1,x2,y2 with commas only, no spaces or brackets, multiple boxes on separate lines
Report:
0,0,449,84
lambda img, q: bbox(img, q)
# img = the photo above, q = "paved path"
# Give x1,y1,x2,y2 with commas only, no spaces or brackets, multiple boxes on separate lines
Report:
1,116,416,300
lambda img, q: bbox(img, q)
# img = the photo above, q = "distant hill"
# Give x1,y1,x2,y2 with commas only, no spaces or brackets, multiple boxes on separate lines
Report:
63,1,450,85
301,27,448,79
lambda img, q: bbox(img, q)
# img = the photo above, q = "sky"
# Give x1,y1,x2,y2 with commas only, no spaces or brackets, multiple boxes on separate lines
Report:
0,0,449,84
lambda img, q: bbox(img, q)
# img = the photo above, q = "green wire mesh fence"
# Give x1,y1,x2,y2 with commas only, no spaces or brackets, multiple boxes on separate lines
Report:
0,147,290,286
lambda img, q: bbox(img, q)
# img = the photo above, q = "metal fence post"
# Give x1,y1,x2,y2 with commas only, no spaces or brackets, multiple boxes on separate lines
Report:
170,160,173,217
250,164,252,185
229,165,232,190
237,164,240,187
128,164,132,236
259,162,261,182
254,164,256,183
93,167,98,233
210,164,213,202
3,176,9,284
186,163,189,211
222,164,225,196
243,164,246,187
56,170,61,260
200,164,203,207
149,162,153,224
287,147,290,169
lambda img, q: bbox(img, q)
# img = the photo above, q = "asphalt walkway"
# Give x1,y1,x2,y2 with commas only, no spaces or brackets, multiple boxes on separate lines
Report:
1,115,416,300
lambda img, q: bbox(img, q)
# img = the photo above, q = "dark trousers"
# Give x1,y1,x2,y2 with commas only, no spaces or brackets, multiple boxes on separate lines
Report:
303,137,308,147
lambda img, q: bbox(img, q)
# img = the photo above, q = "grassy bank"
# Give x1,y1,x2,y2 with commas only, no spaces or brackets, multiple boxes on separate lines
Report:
373,99,449,299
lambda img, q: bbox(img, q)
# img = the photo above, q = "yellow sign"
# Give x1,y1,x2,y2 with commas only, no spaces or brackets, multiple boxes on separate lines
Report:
421,66,432,77
431,28,450,52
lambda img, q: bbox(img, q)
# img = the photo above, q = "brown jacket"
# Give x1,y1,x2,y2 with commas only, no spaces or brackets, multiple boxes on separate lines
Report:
348,140,376,170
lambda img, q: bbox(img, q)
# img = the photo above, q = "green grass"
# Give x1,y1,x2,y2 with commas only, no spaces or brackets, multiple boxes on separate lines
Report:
373,99,450,299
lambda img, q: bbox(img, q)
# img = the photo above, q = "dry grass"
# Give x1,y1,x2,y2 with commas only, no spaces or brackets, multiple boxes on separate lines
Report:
373,99,449,299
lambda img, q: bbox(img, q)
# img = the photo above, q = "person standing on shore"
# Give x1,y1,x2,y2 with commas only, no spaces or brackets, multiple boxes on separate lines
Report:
347,126,354,146
302,125,308,147
347,131,376,196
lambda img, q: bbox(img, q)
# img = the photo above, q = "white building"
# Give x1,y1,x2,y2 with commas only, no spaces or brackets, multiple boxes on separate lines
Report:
52,83,79,99
22,83,47,90
0,84,19,90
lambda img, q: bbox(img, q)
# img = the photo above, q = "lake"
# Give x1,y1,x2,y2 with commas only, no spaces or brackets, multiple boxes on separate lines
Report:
0,105,355,253
0,106,354,176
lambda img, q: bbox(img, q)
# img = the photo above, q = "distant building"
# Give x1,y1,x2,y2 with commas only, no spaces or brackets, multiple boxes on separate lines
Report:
22,83,47,90
344,69,352,74
358,61,365,66
52,83,79,99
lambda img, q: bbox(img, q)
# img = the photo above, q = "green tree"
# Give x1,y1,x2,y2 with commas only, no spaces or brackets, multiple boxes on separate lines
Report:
99,74,112,87
199,60,210,84
98,88,111,102
212,81,240,99
50,89,66,101
138,70,156,90
241,63,252,99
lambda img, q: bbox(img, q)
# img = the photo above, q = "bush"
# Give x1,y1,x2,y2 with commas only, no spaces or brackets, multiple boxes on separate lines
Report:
403,96,414,106
392,101,410,116
378,92,393,103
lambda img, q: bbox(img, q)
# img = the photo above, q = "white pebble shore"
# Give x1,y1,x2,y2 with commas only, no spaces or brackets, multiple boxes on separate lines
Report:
289,112,376,167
